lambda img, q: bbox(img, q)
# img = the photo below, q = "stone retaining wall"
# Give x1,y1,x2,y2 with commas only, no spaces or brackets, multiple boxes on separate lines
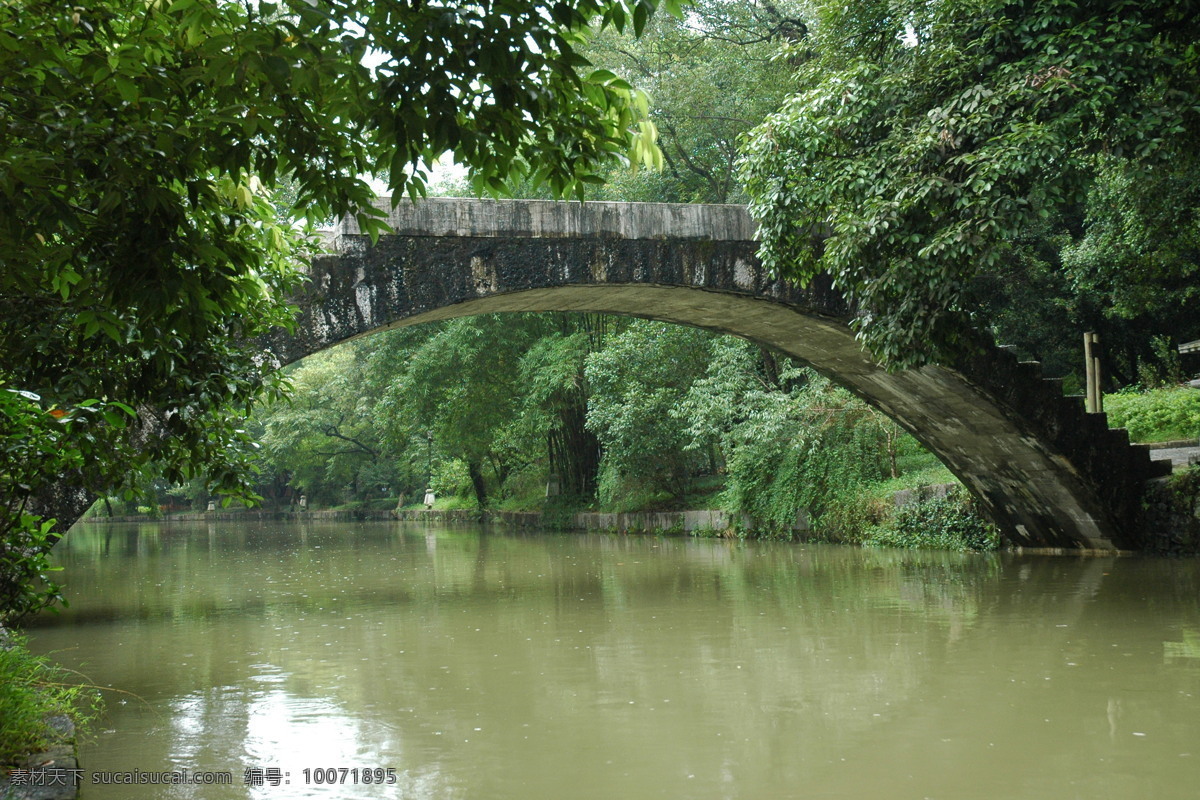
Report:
85,483,973,534
393,508,811,534
89,507,789,534
85,508,397,523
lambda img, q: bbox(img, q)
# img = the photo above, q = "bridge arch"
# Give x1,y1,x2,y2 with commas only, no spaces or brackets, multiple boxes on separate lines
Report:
266,198,1169,551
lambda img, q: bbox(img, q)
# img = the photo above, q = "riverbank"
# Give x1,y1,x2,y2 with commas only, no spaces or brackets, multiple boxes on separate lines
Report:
0,716,78,800
82,485,988,548
81,466,1200,556
88,508,398,523
0,628,85,800
391,508,796,536
82,507,788,536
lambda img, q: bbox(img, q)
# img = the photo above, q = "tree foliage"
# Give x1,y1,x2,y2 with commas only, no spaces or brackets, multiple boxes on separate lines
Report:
0,0,678,619
741,0,1200,367
258,345,389,506
0,387,133,624
678,339,897,532
257,314,618,510
585,321,713,504
585,0,803,202
389,317,539,508
515,315,613,498
1062,157,1200,323
0,0,669,521
965,140,1200,388
246,0,970,536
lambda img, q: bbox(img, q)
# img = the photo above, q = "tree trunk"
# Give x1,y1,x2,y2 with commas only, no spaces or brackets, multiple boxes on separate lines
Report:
467,460,489,509
559,399,601,497
28,478,94,542
758,346,783,390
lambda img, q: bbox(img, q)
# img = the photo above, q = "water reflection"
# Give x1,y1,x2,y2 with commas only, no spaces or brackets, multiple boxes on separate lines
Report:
27,522,1200,799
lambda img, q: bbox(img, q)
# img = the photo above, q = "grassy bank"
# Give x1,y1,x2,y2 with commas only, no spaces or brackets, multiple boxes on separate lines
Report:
1104,386,1200,443
766,453,999,552
0,630,101,766
403,447,999,552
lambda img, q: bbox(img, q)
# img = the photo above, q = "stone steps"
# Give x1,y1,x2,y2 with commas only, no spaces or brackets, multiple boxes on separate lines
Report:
969,344,1176,537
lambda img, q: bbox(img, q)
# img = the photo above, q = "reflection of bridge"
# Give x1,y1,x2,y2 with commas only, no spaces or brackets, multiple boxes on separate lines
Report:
266,198,1171,551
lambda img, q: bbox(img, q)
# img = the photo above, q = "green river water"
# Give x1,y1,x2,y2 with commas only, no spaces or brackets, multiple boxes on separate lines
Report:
25,520,1200,799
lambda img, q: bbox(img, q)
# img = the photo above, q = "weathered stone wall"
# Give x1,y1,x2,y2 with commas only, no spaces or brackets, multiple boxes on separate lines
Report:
392,508,762,534
261,198,1171,551
87,508,397,523
1139,473,1200,555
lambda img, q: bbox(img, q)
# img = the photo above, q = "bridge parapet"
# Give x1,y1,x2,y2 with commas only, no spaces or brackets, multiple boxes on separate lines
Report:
337,196,758,241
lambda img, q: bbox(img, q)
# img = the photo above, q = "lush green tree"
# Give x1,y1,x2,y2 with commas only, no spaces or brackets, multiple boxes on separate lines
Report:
585,321,714,505
252,309,948,541
1,0,675,620
513,315,618,499
0,390,79,624
259,344,393,506
1063,157,1200,324
678,338,898,533
369,317,543,508
1055,156,1200,384
379,314,623,508
741,0,1200,368
1,0,669,531
973,214,1200,390
254,313,615,511
967,149,1200,389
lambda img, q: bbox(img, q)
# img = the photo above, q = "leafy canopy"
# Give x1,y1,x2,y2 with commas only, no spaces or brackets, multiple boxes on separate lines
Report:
0,0,669,512
741,0,1200,367
585,0,804,203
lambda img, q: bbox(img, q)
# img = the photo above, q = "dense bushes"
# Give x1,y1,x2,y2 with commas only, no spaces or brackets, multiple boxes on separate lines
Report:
863,489,1001,553
0,387,132,624
807,485,1000,553
701,371,895,535
1169,465,1200,517
1104,387,1200,443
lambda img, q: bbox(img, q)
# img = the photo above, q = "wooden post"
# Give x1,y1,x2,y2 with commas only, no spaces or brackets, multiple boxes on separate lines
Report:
1084,332,1103,414
1083,332,1095,413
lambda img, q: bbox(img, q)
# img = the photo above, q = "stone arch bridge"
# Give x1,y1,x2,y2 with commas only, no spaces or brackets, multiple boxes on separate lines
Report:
265,197,1172,551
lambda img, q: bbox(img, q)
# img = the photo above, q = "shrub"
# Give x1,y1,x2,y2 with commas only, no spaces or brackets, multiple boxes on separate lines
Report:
1167,464,1200,517
864,488,1000,552
1104,387,1200,443
0,514,65,628
0,387,99,624
810,492,892,544
428,459,472,500
704,369,895,533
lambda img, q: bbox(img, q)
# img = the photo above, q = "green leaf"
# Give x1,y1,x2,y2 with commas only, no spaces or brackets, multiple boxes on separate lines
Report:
632,1,650,37
115,75,138,103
